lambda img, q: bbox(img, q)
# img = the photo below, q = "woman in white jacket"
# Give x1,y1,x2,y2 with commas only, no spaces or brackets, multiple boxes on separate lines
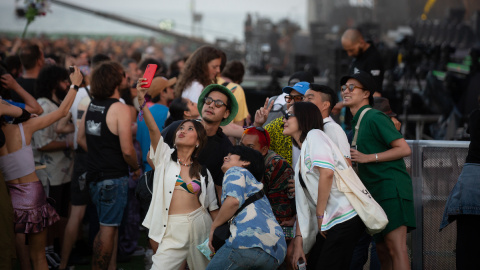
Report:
283,102,364,270
137,79,219,270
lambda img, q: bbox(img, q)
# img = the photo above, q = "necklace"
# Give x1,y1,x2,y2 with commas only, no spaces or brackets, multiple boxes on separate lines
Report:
177,158,193,167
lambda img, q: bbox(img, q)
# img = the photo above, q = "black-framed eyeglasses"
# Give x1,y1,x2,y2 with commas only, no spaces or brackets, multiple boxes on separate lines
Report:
283,112,295,120
204,96,227,108
341,84,365,92
284,94,304,103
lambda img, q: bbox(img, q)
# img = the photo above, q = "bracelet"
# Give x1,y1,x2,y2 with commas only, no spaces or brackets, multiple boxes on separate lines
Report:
316,215,324,219
295,235,302,238
375,153,378,163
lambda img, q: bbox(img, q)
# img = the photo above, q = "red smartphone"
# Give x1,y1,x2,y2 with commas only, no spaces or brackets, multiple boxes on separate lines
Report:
141,64,157,88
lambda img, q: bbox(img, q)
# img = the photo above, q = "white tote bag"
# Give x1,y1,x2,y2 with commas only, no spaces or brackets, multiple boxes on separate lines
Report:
333,162,389,235
329,136,389,235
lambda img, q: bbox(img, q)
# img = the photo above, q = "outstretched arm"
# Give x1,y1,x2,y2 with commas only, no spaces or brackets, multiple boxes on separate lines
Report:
24,66,83,134
0,98,23,117
0,74,43,114
137,78,161,150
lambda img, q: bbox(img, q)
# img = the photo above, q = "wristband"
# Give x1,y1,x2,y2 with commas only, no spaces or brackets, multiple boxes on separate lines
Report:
70,85,79,91
316,215,324,219
12,108,31,124
375,153,378,163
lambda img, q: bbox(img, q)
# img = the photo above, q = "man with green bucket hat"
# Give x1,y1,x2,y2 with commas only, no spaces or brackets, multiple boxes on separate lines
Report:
161,84,238,202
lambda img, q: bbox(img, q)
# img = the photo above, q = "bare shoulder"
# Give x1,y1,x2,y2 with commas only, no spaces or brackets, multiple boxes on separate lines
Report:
109,102,131,118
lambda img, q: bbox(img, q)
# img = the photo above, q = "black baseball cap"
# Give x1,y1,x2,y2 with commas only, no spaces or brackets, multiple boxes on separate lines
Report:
340,70,377,94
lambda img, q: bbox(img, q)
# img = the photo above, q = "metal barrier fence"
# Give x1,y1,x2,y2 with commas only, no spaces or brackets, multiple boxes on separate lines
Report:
407,140,469,270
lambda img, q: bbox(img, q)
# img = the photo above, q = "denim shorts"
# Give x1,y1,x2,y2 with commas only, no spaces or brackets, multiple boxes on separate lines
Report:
89,176,128,226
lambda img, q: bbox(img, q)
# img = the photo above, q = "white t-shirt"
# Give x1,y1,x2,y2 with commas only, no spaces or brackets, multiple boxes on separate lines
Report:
181,80,204,103
295,129,357,253
323,116,351,159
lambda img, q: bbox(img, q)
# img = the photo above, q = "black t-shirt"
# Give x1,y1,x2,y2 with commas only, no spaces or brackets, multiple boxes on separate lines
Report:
466,109,480,164
11,77,37,102
161,120,233,186
348,43,385,94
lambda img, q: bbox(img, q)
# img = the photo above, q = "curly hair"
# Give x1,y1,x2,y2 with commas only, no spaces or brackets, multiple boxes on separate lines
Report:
35,65,69,99
174,46,226,98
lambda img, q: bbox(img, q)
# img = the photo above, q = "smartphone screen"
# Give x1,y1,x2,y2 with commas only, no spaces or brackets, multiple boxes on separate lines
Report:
282,226,294,239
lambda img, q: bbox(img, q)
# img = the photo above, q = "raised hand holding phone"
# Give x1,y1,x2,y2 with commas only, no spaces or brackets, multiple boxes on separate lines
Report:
141,64,157,88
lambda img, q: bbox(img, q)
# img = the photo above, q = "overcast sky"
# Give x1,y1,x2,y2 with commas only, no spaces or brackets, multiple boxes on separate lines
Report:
0,0,308,41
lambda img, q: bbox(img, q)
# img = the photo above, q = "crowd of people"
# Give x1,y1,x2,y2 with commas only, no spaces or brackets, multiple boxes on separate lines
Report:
0,28,421,270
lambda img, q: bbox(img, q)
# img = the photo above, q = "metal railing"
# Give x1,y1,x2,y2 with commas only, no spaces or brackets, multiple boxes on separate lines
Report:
406,140,469,270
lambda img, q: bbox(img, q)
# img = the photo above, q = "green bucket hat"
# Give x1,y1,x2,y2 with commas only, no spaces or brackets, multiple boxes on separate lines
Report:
198,84,238,126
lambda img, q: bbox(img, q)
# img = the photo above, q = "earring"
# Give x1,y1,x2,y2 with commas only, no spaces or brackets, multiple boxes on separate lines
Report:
173,143,176,148
196,145,199,148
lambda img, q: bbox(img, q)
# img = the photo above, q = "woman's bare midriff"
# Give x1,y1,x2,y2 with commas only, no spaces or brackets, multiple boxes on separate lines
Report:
6,172,40,184
168,190,202,215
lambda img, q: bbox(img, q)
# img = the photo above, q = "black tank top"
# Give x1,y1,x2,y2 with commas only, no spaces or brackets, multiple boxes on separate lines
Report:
85,98,128,181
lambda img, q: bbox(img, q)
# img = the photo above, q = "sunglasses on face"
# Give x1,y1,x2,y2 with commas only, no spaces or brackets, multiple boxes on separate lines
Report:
204,96,227,108
341,84,365,92
284,94,304,103
283,112,295,120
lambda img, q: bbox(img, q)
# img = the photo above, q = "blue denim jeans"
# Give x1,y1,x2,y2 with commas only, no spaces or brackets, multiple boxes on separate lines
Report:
89,176,128,226
206,245,279,270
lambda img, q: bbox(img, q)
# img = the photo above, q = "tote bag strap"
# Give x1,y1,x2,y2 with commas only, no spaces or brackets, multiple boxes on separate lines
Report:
352,108,371,147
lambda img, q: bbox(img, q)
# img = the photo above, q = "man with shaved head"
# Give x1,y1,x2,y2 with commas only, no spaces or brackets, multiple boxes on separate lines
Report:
341,28,384,96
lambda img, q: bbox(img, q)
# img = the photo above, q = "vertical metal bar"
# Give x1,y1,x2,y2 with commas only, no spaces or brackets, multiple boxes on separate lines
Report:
410,140,424,270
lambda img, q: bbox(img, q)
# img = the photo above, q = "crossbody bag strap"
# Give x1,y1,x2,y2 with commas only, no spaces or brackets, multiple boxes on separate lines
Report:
231,190,265,220
352,108,371,147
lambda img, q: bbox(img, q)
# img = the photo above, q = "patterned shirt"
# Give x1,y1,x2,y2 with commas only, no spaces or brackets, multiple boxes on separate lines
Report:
263,150,295,221
223,167,287,263
265,117,292,165
33,98,74,186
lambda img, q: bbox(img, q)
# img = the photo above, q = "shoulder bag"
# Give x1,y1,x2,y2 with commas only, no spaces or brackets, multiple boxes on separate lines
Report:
211,190,265,251
135,170,155,213
333,108,388,235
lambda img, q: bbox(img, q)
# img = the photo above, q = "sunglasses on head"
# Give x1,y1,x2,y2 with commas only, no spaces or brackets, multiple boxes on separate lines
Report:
341,84,365,92
254,126,267,138
284,94,304,103
283,112,295,120
204,96,227,108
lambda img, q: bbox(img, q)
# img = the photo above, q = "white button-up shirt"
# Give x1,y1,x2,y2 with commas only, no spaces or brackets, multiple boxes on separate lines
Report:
142,136,218,244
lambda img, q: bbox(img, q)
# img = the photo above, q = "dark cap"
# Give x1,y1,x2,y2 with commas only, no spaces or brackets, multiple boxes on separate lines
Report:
340,70,377,94
282,82,310,95
373,97,396,117
288,71,314,86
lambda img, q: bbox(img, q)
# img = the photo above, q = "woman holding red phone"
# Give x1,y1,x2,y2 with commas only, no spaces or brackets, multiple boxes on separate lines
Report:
174,46,226,103
137,79,219,270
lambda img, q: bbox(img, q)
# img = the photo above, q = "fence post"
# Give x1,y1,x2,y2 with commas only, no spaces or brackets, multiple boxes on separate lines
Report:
410,140,424,270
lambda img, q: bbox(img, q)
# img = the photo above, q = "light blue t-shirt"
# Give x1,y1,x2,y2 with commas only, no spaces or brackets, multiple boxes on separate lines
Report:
222,166,287,264
136,104,168,171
